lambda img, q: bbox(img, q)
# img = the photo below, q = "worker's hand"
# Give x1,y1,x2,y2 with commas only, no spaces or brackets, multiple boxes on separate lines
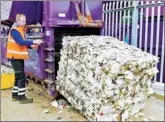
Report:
31,45,39,50
33,39,44,45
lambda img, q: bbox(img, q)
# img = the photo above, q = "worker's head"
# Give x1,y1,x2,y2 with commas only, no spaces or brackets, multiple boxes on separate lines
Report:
16,14,26,26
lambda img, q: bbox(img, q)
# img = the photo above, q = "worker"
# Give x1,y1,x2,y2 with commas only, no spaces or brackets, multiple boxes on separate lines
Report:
6,14,43,104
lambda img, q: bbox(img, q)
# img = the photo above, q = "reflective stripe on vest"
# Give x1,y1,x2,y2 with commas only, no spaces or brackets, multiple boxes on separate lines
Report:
7,50,28,55
8,39,16,42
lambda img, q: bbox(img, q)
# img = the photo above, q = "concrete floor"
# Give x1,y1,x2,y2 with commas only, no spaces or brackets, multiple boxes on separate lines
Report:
1,82,164,121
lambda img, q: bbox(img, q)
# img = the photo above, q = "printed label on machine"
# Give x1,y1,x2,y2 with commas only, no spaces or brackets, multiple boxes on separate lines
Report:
58,13,66,17
46,31,51,36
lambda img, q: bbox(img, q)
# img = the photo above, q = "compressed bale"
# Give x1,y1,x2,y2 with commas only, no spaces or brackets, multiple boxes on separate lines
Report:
56,36,159,121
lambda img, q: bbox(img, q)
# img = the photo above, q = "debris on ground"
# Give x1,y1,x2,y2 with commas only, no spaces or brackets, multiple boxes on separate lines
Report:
143,118,149,121
27,88,34,92
58,99,71,109
42,105,48,108
51,100,58,108
51,98,71,109
57,117,62,120
42,109,50,114
137,112,144,117
1,85,164,121
151,96,155,99
148,116,155,120
57,111,63,113
34,101,40,103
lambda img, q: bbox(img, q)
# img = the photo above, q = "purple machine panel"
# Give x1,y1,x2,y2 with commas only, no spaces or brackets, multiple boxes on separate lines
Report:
1,25,9,64
43,1,102,27
43,1,78,27
1,38,8,63
9,1,43,24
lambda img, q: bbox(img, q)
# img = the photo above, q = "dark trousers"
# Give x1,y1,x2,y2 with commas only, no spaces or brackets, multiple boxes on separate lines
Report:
10,59,27,97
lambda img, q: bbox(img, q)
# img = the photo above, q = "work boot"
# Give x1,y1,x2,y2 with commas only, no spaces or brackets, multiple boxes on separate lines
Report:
18,95,33,104
12,93,19,101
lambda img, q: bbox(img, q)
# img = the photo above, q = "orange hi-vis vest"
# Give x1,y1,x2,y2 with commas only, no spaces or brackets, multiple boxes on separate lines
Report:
6,26,29,60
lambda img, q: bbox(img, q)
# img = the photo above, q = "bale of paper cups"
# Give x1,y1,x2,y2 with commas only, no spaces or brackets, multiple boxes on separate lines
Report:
56,36,159,121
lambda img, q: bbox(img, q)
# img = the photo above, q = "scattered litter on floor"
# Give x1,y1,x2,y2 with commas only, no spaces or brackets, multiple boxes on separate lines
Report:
57,117,62,120
51,98,71,109
42,109,49,114
51,100,58,108
57,111,63,113
143,118,149,121
59,105,64,109
27,88,34,92
1,86,164,121
148,116,155,120
137,112,144,117
135,114,139,118
128,119,133,121
34,101,40,103
42,106,48,108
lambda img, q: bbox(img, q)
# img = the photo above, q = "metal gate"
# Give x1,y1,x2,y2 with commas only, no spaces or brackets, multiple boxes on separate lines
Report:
102,1,165,83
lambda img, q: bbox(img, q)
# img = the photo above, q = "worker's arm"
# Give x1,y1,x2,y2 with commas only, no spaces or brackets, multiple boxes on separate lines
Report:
10,29,33,46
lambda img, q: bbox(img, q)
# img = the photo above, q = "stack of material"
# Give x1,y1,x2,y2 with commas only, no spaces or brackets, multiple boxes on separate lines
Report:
1,65,14,74
56,36,159,121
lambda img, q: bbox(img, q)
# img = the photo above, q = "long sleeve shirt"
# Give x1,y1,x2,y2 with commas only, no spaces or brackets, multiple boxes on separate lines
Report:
10,29,33,46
